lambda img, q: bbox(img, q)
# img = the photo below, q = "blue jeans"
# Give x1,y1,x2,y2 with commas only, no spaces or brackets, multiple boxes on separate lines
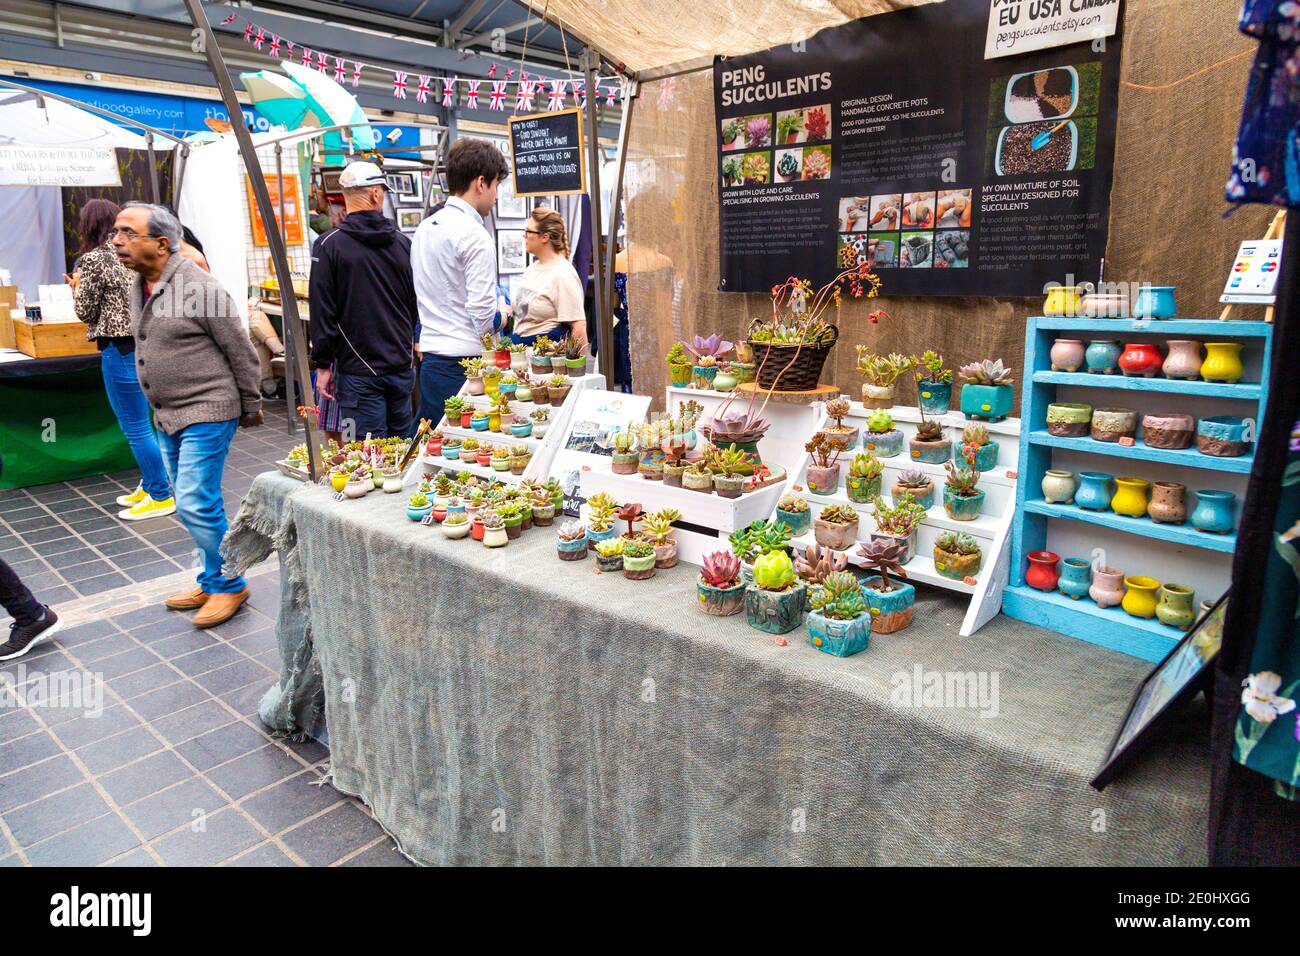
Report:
335,369,415,439
417,353,477,425
101,343,171,500
508,329,568,347
156,419,245,594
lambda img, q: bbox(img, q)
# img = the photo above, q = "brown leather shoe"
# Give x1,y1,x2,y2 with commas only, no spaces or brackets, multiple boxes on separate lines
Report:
165,588,209,611
191,588,249,629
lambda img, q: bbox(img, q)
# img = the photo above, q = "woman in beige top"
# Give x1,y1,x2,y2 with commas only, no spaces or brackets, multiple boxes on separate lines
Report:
508,207,587,350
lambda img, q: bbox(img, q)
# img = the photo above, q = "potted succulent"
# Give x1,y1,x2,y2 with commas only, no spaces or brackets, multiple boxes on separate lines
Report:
616,501,645,540
469,408,490,432
444,395,466,426
700,409,771,466
943,456,985,521
697,551,745,616
636,421,666,479
870,493,926,563
529,378,550,406
530,337,554,375
530,487,556,527
509,445,530,475
407,490,432,521
344,471,370,499
794,543,848,611
481,510,508,548
585,491,619,544
545,477,564,511
474,442,492,468
722,118,741,148
594,537,626,572
846,452,884,503
557,520,588,560
721,155,742,188
563,337,587,376
744,549,806,635
641,508,682,568
909,417,951,464
489,397,513,433
933,530,982,580
777,111,805,145
685,334,733,389
611,430,639,475
856,350,914,409
530,408,551,438
709,444,750,498
548,374,572,404
806,571,871,656
862,409,904,458
441,511,470,539
682,457,714,493
622,539,657,580
498,501,524,539
805,433,847,495
498,370,519,399
328,467,349,493
730,519,794,584
913,350,953,415
958,359,1014,422
960,424,1000,470
857,538,915,634
774,493,811,535
509,416,533,438
666,341,693,388
490,445,511,472
813,503,860,551
821,397,860,449
662,439,688,487
460,357,487,396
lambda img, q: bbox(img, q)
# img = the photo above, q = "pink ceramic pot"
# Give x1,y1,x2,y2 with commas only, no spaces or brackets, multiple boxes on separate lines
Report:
1142,412,1195,450
1089,567,1126,608
1049,339,1086,373
1161,340,1202,381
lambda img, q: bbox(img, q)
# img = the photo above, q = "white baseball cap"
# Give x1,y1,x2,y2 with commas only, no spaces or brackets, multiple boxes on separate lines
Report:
338,161,388,189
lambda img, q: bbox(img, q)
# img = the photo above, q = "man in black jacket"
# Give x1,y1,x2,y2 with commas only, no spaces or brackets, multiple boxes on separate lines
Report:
309,161,419,439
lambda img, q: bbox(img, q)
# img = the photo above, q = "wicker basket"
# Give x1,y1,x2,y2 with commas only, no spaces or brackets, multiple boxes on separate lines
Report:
748,325,839,391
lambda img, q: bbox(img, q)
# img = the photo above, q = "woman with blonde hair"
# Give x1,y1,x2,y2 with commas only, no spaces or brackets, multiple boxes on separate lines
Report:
508,206,587,350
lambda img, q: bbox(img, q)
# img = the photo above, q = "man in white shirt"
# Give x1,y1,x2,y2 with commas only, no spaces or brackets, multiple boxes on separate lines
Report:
411,138,510,424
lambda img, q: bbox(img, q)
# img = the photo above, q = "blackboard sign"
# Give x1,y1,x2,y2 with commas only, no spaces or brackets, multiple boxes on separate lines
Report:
507,108,586,197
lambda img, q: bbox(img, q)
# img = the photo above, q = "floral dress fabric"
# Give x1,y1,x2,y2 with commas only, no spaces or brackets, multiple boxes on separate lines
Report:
1234,419,1300,798
1225,0,1300,206
72,242,132,340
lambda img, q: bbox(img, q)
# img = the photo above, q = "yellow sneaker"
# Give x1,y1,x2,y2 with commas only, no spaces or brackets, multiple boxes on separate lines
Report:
118,496,177,521
115,484,148,507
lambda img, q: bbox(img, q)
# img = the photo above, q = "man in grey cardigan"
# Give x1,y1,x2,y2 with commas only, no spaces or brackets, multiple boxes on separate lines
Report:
115,203,263,628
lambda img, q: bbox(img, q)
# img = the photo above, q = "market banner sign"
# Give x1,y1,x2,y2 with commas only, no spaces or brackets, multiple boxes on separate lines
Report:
0,145,121,187
985,0,1121,59
507,108,586,197
713,0,1122,296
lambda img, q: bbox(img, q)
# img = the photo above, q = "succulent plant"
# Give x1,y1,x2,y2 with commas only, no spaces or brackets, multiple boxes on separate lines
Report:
623,539,655,559
564,337,584,361
435,474,455,496
866,409,896,434
492,445,509,459
444,511,468,526
962,424,990,447
805,432,848,468
595,538,626,558
586,491,619,532
914,350,952,384
809,571,867,620
818,503,859,525
548,374,568,387
794,544,847,586
729,519,794,563
871,494,926,536
700,550,741,588
752,549,796,591
557,519,587,542
915,419,945,443
641,508,681,544
617,501,646,537
935,530,980,555
409,491,429,507
944,458,982,496
849,453,883,478
855,350,915,386
703,409,771,445
777,494,809,513
613,430,635,454
825,397,851,426
857,538,908,591
684,333,734,361
532,335,555,356
480,510,504,530
707,443,750,478
666,341,689,366
958,358,1013,386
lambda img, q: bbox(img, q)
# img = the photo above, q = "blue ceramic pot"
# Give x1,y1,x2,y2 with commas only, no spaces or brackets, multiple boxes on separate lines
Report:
1085,340,1122,375
556,536,588,560
698,580,746,616
806,609,871,656
909,439,951,464
499,381,518,397
443,446,461,460
1057,557,1092,600
860,576,915,634
863,429,904,458
470,417,490,432
917,380,952,415
744,584,806,635
509,421,533,437
960,383,1013,422
693,365,718,390
943,487,985,521
445,500,466,518
774,506,811,536
1132,285,1177,319
1197,416,1251,457
1191,489,1236,534
586,526,616,545
407,504,432,521
1075,471,1115,511
967,440,999,471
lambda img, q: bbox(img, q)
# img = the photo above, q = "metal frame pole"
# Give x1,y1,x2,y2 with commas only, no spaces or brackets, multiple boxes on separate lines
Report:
181,0,323,481
602,77,636,372
145,130,160,203
582,49,612,384
274,142,296,435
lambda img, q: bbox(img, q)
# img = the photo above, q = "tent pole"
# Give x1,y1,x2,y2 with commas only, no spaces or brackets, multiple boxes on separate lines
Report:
275,142,296,436
602,77,637,381
583,49,612,385
145,131,160,204
180,0,323,481
173,143,190,209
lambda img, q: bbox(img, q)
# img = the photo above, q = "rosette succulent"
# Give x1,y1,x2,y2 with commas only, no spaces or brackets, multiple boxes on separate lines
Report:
776,152,800,180
745,115,770,147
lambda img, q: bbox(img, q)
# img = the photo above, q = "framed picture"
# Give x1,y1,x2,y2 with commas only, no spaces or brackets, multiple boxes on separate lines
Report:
496,175,530,220
1090,590,1227,790
320,168,344,195
385,171,423,206
497,229,526,274
397,209,423,231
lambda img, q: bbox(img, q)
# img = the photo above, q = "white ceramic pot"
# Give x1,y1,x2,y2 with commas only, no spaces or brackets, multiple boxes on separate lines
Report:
483,527,509,548
1041,469,1077,504
442,521,471,539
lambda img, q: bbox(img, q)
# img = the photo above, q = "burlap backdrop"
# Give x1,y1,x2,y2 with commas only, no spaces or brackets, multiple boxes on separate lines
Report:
620,0,1268,410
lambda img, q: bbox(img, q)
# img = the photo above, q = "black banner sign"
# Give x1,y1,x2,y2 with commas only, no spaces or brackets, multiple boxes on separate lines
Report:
508,108,587,197
714,0,1122,296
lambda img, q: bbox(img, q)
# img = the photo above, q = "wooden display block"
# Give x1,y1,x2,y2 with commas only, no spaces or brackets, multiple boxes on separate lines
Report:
13,318,96,358
0,287,17,349
735,382,840,405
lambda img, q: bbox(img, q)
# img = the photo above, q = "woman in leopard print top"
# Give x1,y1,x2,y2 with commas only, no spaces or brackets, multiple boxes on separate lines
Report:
70,199,172,515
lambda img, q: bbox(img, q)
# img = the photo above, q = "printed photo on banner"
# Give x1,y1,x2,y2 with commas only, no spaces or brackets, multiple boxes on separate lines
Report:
867,194,901,231
721,113,773,151
933,230,970,268
838,232,898,271
936,189,973,228
838,196,872,232
775,104,832,146
987,61,1100,178
901,191,936,229
774,148,802,183
726,151,769,187
900,232,934,269
497,229,526,274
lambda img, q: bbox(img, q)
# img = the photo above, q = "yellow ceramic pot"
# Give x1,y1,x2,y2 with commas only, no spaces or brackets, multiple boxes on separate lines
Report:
330,472,348,492
1200,342,1244,384
1043,285,1083,317
1122,576,1160,619
488,412,501,432
1110,477,1151,518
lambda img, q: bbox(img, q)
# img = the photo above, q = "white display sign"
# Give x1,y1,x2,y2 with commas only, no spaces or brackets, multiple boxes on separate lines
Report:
1221,238,1284,304
552,388,650,517
985,0,1120,59
0,145,121,187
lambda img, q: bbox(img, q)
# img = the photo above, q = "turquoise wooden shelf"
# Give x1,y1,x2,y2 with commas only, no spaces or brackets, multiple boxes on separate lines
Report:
1027,430,1255,474
1031,370,1262,401
1005,315,1273,660
1022,498,1237,554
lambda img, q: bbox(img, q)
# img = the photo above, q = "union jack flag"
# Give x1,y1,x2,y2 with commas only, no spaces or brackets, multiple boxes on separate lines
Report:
392,71,409,99
351,62,364,88
488,63,498,78
515,79,533,111
415,75,431,104
333,57,347,83
573,81,587,109
442,78,456,107
547,80,567,111
285,41,296,61
316,50,329,73
466,80,480,108
505,68,515,81
300,46,313,68
488,81,507,110
253,27,265,50
269,35,281,58
242,22,254,42
220,12,237,25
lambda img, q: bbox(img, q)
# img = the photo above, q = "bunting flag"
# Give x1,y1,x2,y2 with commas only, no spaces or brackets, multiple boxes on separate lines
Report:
285,40,296,61
392,71,409,99
253,27,266,51
441,77,456,107
488,63,498,78
220,12,237,25
505,68,515,81
269,34,281,58
489,81,507,111
547,80,567,111
515,79,533,111
606,83,617,106
333,57,347,83
351,61,364,88
574,80,587,109
300,46,313,68
242,22,254,42
415,75,431,104
316,50,329,73
466,80,481,109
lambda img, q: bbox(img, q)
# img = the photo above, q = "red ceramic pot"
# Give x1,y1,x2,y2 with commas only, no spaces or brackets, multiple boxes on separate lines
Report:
427,439,441,457
1025,550,1061,591
471,519,485,541
430,507,447,523
494,350,512,369
476,451,492,467
1117,342,1163,378
460,410,473,428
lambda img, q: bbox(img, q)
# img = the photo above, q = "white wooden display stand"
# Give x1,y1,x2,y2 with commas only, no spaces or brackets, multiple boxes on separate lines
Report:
408,370,606,487
664,386,824,472
782,398,1020,637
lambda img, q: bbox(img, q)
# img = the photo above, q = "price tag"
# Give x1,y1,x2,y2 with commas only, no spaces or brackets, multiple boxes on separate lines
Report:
1118,436,1135,447
962,575,978,586
333,492,346,502
1004,470,1017,480
421,514,435,526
